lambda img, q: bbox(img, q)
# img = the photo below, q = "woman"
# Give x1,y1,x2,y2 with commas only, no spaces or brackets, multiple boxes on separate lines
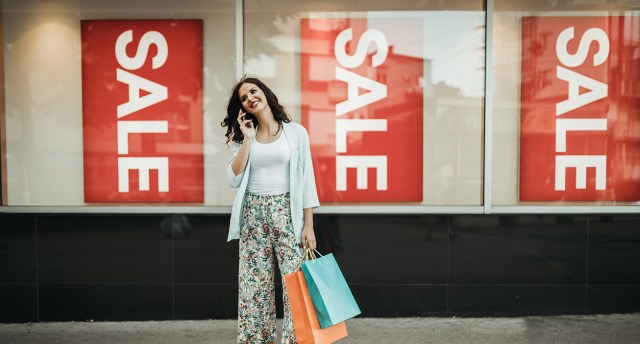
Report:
221,76,320,344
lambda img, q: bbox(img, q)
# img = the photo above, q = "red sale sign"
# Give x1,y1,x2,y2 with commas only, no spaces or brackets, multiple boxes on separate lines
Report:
301,18,424,202
520,16,640,202
82,20,203,203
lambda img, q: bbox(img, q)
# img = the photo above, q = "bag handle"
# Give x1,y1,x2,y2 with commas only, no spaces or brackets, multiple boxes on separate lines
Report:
297,247,324,269
305,247,323,258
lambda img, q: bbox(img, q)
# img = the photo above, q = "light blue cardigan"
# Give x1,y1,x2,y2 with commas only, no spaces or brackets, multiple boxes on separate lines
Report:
226,122,320,243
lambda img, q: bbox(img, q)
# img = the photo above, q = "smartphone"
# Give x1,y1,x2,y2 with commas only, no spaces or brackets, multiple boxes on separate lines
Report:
244,113,256,122
240,107,257,123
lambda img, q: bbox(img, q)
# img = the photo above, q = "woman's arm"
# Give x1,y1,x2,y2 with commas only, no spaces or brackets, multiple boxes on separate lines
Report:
301,207,316,250
226,110,255,187
230,139,251,176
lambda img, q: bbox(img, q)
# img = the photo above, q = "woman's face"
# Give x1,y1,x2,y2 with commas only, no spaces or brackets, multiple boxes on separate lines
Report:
238,82,267,115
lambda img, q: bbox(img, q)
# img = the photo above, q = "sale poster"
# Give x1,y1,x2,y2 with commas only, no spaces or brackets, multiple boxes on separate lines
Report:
82,20,204,203
301,17,424,203
520,16,640,202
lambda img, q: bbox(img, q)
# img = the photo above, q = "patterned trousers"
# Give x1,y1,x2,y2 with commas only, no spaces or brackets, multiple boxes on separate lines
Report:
237,192,304,344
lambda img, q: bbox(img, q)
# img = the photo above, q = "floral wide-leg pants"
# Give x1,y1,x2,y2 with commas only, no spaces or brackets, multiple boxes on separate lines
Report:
238,192,304,344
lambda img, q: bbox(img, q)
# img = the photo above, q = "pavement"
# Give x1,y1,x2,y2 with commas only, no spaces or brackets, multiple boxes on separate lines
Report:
1,314,639,343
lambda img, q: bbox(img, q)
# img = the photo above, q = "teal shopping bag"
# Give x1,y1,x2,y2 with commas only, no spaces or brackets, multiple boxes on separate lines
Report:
301,250,361,328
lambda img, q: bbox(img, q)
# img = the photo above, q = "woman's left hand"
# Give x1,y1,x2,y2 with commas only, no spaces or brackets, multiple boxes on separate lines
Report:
301,225,317,251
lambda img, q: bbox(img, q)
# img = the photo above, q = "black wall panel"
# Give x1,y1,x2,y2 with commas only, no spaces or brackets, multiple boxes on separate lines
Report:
0,215,36,283
317,215,449,285
0,213,638,322
38,215,173,284
0,215,38,322
449,215,588,285
587,215,640,284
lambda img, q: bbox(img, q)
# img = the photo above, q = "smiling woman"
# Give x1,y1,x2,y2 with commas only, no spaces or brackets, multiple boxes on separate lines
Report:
221,76,320,344
221,77,291,145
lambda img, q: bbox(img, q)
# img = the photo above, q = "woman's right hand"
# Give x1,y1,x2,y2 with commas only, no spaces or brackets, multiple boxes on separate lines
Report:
237,109,255,142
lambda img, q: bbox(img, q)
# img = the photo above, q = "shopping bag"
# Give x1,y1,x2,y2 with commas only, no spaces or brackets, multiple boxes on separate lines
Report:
284,271,348,343
301,251,361,328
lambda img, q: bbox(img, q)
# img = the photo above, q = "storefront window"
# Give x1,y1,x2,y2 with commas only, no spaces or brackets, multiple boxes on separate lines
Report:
1,0,237,206
8,0,635,210
243,0,485,206
492,0,640,205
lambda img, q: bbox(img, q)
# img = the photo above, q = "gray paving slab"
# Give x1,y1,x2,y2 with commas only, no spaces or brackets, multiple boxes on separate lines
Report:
0,314,639,343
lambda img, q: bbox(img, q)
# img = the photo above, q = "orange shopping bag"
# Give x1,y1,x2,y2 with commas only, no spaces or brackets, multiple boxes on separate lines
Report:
284,271,348,343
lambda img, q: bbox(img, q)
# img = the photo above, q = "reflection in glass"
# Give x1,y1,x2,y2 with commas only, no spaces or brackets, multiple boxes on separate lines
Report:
1,0,237,206
244,1,485,205
492,0,640,205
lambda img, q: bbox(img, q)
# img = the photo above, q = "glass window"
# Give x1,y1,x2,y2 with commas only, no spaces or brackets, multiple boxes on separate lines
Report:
492,0,640,205
243,0,485,205
1,0,237,206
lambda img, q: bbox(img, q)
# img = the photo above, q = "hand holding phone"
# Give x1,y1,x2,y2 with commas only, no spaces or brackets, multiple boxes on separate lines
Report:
237,108,255,141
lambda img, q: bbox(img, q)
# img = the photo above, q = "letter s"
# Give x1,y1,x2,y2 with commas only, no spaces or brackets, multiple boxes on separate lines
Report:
116,30,168,70
335,28,388,68
556,27,609,67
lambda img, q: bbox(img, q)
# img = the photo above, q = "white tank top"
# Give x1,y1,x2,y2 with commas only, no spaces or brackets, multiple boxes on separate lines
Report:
247,132,291,195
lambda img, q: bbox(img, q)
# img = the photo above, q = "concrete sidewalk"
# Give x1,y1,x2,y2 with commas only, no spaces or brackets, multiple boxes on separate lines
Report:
1,314,639,343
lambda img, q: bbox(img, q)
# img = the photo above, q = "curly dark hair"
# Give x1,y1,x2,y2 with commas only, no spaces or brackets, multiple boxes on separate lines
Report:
221,76,291,144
